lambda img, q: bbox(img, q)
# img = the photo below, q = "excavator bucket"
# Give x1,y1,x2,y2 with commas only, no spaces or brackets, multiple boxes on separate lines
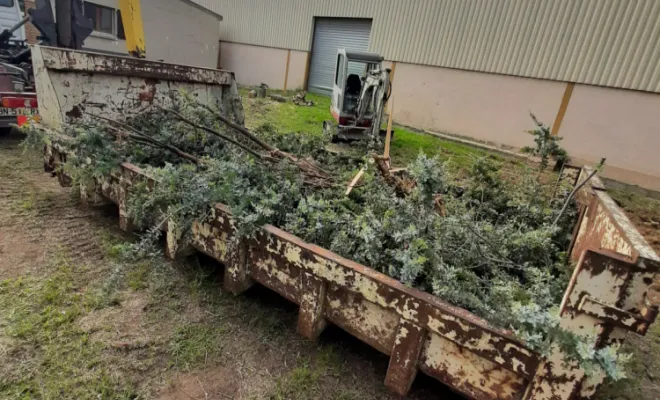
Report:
31,45,244,130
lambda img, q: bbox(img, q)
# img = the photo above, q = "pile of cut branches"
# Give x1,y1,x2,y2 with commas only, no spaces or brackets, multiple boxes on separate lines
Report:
23,94,626,380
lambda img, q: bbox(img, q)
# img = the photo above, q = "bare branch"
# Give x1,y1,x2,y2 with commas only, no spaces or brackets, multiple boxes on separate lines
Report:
158,106,265,160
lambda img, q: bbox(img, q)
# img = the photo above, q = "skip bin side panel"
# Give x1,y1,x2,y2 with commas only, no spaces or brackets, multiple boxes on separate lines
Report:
254,223,540,377
32,45,241,130
420,332,527,400
324,284,400,355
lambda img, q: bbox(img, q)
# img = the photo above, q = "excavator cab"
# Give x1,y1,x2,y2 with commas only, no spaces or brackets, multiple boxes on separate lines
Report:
325,48,391,141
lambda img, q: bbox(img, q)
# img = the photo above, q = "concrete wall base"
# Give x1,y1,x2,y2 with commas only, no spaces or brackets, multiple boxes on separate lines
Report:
220,41,308,90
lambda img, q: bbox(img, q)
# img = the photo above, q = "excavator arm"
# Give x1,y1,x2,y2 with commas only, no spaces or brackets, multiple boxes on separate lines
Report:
118,0,146,58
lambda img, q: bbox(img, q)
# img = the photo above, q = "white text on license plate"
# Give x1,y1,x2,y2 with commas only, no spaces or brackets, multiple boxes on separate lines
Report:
0,108,37,116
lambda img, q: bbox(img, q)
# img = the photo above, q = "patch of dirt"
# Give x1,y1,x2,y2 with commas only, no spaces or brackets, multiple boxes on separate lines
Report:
156,367,240,400
79,291,153,345
0,134,114,280
0,227,47,279
625,212,660,255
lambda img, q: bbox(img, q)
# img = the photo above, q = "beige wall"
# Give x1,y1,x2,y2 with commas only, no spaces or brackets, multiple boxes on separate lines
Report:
142,0,220,68
220,42,307,89
560,85,660,190
391,62,566,150
286,50,309,90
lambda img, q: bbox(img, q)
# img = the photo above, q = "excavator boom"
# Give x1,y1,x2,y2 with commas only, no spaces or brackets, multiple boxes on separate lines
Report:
118,0,146,57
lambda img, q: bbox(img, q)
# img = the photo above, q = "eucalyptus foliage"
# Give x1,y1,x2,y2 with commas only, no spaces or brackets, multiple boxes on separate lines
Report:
23,97,628,380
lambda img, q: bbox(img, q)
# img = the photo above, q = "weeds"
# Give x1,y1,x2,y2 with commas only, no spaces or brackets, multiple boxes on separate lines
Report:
169,324,224,371
0,257,137,399
127,261,150,291
272,363,320,400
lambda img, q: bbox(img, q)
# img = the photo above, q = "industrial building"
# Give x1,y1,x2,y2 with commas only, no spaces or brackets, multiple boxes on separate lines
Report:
193,0,660,191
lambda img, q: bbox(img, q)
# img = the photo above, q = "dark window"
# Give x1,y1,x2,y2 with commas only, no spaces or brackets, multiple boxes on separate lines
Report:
116,10,125,40
83,2,115,35
0,0,14,7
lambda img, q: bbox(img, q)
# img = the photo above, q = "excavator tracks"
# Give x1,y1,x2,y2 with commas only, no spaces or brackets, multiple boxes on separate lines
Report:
0,132,120,275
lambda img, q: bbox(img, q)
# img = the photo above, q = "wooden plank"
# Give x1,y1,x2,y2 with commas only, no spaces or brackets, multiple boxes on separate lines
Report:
283,49,291,91
345,168,366,196
551,82,575,136
302,51,311,91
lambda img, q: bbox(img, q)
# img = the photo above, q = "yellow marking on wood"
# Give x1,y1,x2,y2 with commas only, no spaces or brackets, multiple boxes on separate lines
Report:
345,168,366,196
551,82,575,136
284,49,291,91
385,61,397,111
390,61,397,84
302,51,311,90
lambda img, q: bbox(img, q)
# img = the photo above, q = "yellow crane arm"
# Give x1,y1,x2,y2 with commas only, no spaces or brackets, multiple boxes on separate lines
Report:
118,0,146,58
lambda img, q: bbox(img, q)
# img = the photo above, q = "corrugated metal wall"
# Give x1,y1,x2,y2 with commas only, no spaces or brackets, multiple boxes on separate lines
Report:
193,0,660,93
308,18,372,95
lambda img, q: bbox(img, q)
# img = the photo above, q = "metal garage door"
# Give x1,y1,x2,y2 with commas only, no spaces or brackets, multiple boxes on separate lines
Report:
308,18,372,95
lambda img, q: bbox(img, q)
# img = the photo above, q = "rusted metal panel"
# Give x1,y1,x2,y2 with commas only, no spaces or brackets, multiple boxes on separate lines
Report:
578,296,656,335
420,332,527,400
297,272,328,340
385,320,426,396
32,45,244,131
191,206,234,263
324,284,399,355
249,240,303,305
37,45,234,85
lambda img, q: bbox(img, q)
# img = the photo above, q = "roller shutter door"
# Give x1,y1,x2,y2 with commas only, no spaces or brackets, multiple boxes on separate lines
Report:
308,18,372,95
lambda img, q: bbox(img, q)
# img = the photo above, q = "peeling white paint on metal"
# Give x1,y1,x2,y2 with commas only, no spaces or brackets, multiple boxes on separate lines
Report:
569,266,627,306
592,203,633,257
622,271,657,310
269,235,536,374
192,220,230,261
32,45,234,130
422,333,524,400
596,191,660,261
326,288,399,345
426,316,446,334
253,254,300,292
527,348,584,400
395,325,409,346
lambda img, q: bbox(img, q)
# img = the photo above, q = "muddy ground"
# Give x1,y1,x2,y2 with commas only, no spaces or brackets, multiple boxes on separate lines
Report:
0,132,460,399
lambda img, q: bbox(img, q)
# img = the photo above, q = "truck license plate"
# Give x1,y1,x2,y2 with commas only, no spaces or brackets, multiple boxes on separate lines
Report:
0,108,38,116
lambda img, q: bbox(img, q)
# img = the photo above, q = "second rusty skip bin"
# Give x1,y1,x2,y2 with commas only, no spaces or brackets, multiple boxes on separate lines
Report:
75,161,660,400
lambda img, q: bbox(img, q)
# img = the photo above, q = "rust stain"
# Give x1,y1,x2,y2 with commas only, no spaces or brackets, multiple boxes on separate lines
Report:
42,46,233,85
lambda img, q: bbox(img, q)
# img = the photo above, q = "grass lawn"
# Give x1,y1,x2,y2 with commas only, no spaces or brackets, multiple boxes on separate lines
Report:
239,88,510,171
